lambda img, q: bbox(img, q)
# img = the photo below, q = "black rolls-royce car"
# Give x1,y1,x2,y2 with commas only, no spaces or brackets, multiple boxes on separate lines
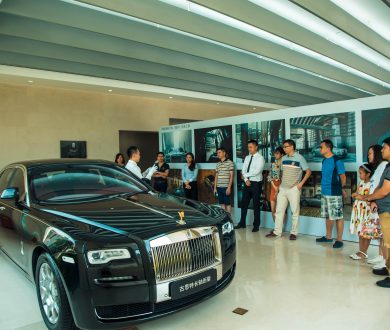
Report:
0,160,236,330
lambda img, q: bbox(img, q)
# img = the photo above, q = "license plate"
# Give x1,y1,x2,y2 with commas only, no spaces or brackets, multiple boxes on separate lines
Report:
170,269,217,300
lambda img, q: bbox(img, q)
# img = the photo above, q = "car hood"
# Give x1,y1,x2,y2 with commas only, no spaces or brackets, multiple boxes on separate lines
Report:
34,193,227,240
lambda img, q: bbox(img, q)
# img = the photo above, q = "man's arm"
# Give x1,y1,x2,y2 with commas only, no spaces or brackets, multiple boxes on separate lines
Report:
366,179,390,201
297,169,311,190
214,172,218,193
226,170,234,195
340,173,347,197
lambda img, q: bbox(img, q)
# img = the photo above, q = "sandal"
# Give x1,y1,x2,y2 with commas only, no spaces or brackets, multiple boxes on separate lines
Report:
349,251,368,260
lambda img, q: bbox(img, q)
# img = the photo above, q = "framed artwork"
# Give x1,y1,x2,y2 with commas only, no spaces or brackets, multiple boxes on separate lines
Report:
60,141,87,158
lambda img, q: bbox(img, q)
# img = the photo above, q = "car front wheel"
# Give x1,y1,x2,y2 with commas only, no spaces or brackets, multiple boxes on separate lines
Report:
35,253,78,330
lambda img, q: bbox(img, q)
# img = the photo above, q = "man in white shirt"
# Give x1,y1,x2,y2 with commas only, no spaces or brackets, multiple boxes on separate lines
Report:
125,146,143,179
125,146,158,183
235,139,265,232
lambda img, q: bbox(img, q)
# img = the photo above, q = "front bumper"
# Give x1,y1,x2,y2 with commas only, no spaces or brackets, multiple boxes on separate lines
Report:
72,263,235,330
69,229,236,330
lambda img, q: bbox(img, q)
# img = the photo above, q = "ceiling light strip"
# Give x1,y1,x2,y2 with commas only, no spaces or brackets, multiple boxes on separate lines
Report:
60,0,376,94
249,0,390,71
330,0,390,42
159,0,389,89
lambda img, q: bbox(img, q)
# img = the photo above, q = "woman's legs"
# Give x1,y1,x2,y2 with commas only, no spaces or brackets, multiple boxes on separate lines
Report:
358,237,371,256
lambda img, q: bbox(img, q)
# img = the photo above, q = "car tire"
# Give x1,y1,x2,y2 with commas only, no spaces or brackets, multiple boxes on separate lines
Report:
35,253,78,330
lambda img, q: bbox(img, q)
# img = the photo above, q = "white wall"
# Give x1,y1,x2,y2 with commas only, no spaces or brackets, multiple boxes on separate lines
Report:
160,94,390,241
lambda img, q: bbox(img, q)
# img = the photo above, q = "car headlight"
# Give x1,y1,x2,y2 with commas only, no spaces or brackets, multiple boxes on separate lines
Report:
87,248,131,265
222,221,234,235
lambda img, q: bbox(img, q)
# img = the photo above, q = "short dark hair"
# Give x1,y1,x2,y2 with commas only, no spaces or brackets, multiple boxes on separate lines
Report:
383,137,390,147
359,163,375,176
156,151,164,157
274,146,285,156
217,147,226,153
321,139,334,151
283,139,296,150
247,139,258,146
127,146,139,158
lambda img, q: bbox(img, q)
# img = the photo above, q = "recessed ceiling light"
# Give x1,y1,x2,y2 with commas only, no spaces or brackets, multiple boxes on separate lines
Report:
27,80,33,83
253,107,257,110
169,96,173,99
108,89,113,92
217,102,220,104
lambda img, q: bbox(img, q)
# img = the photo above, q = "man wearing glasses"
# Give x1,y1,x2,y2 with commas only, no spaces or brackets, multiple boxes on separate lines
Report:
266,139,311,240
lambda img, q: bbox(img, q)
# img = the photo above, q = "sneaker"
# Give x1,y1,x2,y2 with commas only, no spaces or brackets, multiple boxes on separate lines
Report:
316,236,333,243
333,241,343,249
373,268,389,276
376,277,390,288
289,234,297,241
373,260,386,270
368,255,384,265
266,232,278,238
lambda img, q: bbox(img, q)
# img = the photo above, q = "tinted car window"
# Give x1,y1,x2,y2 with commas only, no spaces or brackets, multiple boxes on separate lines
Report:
30,164,148,203
0,169,16,195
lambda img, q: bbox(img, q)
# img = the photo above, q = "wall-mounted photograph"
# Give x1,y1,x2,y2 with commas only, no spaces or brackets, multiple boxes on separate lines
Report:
362,108,390,154
236,170,271,211
290,112,356,162
236,119,285,163
165,169,184,197
299,171,358,220
60,141,87,158
197,169,219,205
194,125,233,163
161,130,192,163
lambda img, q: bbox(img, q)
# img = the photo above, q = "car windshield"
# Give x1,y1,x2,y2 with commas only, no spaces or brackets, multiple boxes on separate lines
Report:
29,164,149,204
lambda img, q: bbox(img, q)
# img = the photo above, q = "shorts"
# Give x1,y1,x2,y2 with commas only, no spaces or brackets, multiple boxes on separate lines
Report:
321,195,344,220
217,187,231,205
270,180,281,202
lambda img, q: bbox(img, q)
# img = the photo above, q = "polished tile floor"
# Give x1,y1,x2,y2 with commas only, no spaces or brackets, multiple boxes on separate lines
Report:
1,228,390,330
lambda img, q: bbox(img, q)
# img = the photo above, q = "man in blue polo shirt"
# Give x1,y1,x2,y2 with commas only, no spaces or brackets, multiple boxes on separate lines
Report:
316,139,346,248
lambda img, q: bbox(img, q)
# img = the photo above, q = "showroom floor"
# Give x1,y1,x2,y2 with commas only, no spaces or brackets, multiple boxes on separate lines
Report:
1,228,390,330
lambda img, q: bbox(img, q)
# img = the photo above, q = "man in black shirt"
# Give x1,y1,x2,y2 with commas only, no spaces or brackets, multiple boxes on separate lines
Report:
153,152,170,193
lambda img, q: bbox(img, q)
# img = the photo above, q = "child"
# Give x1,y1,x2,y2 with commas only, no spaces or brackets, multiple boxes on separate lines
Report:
349,163,375,260
267,147,286,221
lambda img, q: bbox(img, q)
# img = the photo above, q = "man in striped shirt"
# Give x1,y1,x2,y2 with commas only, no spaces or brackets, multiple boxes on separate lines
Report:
266,139,311,240
214,148,234,214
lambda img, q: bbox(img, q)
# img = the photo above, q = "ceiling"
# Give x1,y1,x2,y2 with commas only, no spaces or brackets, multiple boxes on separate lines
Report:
0,0,389,109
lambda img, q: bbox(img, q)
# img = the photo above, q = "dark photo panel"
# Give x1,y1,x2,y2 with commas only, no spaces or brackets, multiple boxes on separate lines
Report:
60,141,87,158
194,125,233,163
161,130,192,163
362,108,390,154
236,119,285,163
290,112,356,162
299,171,358,220
166,169,184,197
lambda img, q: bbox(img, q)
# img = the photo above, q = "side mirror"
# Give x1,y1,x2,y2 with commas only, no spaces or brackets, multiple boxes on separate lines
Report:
0,187,19,202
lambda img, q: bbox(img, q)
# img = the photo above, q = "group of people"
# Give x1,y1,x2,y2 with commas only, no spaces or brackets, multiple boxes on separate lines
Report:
114,137,390,288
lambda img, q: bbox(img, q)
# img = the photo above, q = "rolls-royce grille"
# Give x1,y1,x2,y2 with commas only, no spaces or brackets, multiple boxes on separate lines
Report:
150,227,221,282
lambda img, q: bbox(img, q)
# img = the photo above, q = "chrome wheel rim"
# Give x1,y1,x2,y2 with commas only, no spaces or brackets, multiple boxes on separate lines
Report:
39,262,60,324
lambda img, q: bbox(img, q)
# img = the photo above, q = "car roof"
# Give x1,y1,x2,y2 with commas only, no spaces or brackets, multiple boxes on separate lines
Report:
5,159,116,170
